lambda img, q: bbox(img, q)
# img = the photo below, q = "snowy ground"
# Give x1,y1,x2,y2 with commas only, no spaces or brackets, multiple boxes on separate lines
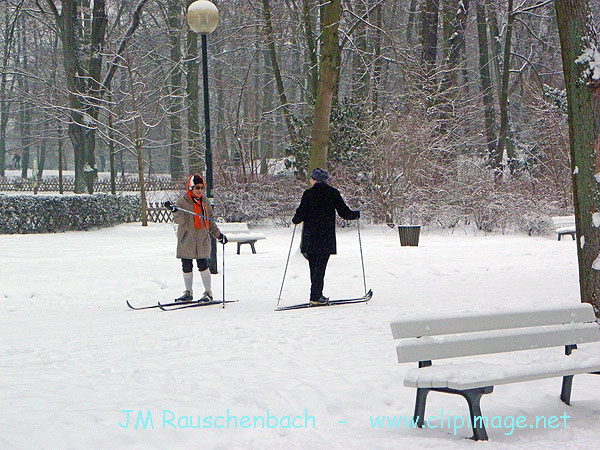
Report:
1,223,599,449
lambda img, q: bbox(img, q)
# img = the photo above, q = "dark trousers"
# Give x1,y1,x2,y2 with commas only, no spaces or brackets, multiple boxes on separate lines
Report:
181,258,208,273
307,253,330,301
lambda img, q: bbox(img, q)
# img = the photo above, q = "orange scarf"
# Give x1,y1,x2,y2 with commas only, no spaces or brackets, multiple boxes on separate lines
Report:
186,191,209,229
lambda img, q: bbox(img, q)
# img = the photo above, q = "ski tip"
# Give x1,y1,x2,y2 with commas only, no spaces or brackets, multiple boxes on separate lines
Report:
126,300,138,310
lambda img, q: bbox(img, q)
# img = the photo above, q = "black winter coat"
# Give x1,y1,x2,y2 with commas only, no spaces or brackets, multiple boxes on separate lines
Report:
292,182,359,255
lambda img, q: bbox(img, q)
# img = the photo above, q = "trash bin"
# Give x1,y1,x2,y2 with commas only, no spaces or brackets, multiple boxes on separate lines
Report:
398,225,420,246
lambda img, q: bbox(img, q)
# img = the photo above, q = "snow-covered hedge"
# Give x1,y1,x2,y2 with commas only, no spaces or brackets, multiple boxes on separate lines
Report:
0,193,140,234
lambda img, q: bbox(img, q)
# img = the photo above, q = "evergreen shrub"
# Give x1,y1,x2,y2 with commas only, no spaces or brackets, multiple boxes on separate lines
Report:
0,193,140,234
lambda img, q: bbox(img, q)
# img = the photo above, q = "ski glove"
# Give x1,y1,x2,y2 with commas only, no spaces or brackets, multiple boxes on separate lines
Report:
355,210,360,219
164,201,178,212
218,233,228,244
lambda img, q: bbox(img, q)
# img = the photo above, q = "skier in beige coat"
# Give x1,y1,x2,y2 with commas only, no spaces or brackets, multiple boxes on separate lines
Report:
166,174,227,302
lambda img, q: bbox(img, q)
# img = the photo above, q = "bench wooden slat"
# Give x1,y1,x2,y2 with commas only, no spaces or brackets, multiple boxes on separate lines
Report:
551,215,575,227
218,223,266,240
390,304,595,339
225,234,266,242
404,349,600,390
395,322,600,362
551,215,576,240
218,223,251,233
215,222,266,254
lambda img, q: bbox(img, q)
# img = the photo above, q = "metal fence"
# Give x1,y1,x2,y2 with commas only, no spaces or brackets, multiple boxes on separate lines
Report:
146,202,174,223
0,176,183,192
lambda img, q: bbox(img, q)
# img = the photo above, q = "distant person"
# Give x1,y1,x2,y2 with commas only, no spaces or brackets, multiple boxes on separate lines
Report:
292,168,360,306
165,174,228,302
12,154,20,169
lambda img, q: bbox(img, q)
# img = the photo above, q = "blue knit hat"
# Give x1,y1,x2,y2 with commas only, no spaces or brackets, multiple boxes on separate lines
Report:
310,168,329,183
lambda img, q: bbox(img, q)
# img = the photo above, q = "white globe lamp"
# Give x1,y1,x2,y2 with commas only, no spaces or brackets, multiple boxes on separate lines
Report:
187,1,219,34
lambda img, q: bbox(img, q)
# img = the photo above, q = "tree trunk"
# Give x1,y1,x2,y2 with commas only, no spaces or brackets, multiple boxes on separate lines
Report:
406,0,419,48
168,0,184,180
372,3,383,115
439,0,470,94
475,0,497,161
302,0,319,103
555,0,600,315
262,0,298,146
0,7,18,177
420,0,440,96
495,0,514,176
212,34,228,162
308,0,342,176
437,0,470,130
262,48,277,158
58,123,64,194
126,55,148,227
49,0,147,192
0,94,10,177
486,2,503,100
350,0,369,102
18,17,31,179
37,120,49,180
54,0,99,192
107,92,116,195
441,0,459,63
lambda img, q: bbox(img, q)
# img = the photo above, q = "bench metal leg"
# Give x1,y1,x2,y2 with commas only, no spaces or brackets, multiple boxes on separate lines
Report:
561,344,577,405
560,375,574,405
413,388,430,427
462,388,491,441
235,241,257,255
423,386,493,441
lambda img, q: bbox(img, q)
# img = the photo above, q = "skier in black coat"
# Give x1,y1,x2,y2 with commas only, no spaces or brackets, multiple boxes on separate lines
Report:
292,168,360,305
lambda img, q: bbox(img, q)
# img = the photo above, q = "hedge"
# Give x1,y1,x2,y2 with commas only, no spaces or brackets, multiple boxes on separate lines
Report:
0,193,141,234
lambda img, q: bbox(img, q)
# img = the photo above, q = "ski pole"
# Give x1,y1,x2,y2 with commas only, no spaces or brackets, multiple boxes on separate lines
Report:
357,219,367,295
222,241,226,309
164,202,215,222
277,224,297,307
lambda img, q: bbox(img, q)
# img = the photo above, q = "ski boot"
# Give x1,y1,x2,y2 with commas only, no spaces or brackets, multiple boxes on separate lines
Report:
309,295,329,307
175,290,193,302
199,291,213,303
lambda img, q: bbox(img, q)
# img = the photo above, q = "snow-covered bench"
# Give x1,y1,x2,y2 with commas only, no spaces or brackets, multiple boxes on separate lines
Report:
552,215,576,241
218,222,266,254
390,304,600,440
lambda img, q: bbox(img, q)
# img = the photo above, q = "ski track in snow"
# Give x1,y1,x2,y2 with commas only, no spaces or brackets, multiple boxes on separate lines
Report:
1,223,599,449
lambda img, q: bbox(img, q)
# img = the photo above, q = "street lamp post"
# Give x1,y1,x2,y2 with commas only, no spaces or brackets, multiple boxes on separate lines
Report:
187,0,219,273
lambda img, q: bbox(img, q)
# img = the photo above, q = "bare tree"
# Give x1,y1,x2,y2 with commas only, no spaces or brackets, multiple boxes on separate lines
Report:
42,0,149,193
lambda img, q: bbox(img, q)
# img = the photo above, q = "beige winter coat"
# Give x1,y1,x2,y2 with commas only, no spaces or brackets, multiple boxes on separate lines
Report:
174,194,222,259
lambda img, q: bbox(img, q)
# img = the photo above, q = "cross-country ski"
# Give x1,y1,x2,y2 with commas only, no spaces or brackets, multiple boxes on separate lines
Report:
158,299,238,311
126,299,237,310
126,299,192,310
275,290,372,311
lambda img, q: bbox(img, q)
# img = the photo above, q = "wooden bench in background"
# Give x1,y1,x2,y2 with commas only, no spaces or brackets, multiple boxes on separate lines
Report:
552,215,576,241
218,222,266,254
390,303,600,440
